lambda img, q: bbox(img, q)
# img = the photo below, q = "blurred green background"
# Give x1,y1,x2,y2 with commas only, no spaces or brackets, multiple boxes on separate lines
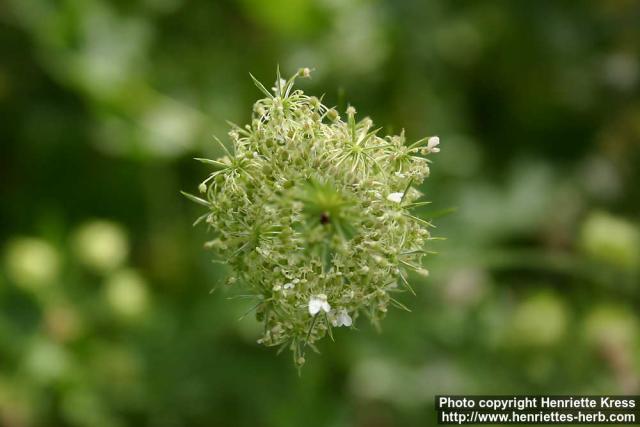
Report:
1,0,639,426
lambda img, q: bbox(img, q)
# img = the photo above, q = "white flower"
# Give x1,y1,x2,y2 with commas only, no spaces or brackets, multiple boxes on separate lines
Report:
427,136,440,153
331,309,352,327
309,294,331,316
386,192,404,203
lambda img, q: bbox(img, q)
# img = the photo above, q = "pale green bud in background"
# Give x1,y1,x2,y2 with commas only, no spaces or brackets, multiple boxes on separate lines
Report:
579,211,640,270
583,304,637,351
104,269,149,319
72,220,129,273
23,338,70,384
4,238,60,290
506,291,567,348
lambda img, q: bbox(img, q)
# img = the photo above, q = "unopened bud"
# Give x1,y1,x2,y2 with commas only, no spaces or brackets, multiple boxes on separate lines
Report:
298,67,311,78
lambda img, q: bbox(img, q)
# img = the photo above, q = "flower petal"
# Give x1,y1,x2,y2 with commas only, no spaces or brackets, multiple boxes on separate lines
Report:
321,301,332,313
309,298,321,315
387,192,404,203
341,312,352,327
336,309,352,327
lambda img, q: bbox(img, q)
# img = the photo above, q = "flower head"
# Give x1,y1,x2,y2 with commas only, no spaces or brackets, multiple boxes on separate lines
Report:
185,68,441,365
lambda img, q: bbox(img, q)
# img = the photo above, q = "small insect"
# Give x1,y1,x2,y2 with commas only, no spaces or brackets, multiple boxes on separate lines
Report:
320,212,330,225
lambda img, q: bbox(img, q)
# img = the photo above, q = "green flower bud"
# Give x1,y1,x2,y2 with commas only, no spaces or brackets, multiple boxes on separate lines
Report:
297,67,311,78
185,69,441,364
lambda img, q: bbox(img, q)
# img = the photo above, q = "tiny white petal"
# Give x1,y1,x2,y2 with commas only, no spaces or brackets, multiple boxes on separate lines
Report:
272,78,287,93
427,136,440,149
340,311,352,327
309,294,330,316
333,309,352,327
309,299,322,315
321,301,331,313
387,192,404,203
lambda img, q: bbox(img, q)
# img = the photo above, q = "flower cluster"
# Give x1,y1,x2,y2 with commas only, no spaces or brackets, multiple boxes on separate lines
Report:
185,68,440,365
